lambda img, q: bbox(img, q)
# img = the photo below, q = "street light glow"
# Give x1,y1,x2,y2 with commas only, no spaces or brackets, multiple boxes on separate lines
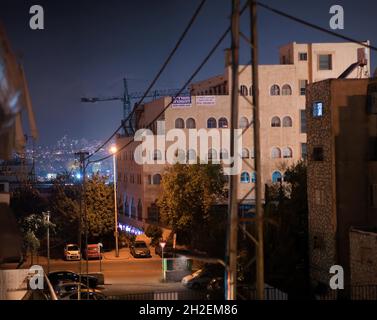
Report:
110,145,117,154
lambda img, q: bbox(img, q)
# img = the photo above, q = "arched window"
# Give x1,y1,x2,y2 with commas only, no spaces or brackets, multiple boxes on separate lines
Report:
153,149,162,161
174,149,186,163
240,85,248,96
175,118,184,129
272,171,282,183
152,174,162,185
249,85,254,96
218,117,228,128
187,149,197,162
250,148,255,159
282,84,292,96
241,172,250,183
270,84,280,96
124,196,129,216
130,197,136,219
220,149,229,160
186,118,196,129
271,117,281,127
282,147,293,158
251,172,256,183
137,200,143,221
208,148,218,161
282,116,293,127
239,117,249,129
271,147,281,159
241,148,250,159
207,117,217,128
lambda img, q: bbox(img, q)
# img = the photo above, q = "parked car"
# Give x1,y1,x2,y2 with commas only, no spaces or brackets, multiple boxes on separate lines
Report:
182,264,224,290
155,242,174,258
60,289,106,300
83,244,102,260
54,281,90,298
48,271,98,288
130,241,151,258
64,244,81,261
205,277,225,300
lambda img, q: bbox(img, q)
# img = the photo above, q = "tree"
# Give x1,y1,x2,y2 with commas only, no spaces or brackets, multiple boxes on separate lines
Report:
264,161,310,296
157,162,226,255
10,186,48,220
145,225,163,246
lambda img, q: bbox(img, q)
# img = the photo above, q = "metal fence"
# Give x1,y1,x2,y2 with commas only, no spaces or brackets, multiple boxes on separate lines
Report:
318,285,377,300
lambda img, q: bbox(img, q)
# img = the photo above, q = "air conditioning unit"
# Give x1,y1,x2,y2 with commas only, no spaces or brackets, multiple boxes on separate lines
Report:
357,48,368,66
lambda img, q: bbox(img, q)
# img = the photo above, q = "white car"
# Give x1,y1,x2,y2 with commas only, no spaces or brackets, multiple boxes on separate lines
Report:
182,269,213,290
64,244,81,261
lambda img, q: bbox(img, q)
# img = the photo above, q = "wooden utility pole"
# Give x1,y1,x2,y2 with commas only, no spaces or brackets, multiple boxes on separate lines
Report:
250,0,264,300
226,0,240,301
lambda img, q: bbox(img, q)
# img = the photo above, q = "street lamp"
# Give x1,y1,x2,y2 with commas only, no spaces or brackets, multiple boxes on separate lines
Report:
110,145,119,258
159,241,166,281
43,211,51,274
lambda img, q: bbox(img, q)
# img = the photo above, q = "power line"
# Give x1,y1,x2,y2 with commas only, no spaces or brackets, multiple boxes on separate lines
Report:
85,0,208,161
89,1,250,164
256,1,377,52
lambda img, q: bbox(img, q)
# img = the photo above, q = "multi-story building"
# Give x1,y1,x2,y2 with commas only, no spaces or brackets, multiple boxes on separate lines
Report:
116,41,371,233
306,78,377,293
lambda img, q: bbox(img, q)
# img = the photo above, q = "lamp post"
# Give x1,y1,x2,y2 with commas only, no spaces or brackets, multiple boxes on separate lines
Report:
159,241,166,281
43,211,51,274
110,145,119,258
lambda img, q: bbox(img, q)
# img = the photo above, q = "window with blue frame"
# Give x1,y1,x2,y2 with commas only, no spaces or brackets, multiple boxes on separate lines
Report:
241,172,250,183
313,101,324,117
251,172,256,183
272,171,282,183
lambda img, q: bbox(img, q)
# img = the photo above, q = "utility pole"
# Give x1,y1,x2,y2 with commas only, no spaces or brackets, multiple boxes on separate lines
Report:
226,0,240,301
43,211,51,274
110,146,119,257
75,151,89,300
250,0,264,300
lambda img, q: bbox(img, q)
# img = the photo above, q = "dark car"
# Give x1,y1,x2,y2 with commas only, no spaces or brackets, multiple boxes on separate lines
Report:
130,241,151,258
60,289,107,300
48,271,98,288
54,282,90,298
155,242,174,258
206,277,225,300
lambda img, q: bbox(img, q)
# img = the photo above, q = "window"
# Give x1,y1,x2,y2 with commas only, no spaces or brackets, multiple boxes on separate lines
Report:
152,174,162,185
313,101,324,117
318,54,332,70
299,80,308,96
282,147,293,158
270,85,280,96
251,172,256,183
271,116,281,127
282,116,292,127
301,143,307,160
174,149,186,163
220,149,229,160
272,171,282,183
300,110,307,133
370,184,377,208
271,147,281,159
218,117,228,128
187,149,197,162
241,148,250,159
186,118,196,129
312,147,324,161
241,172,250,183
299,52,308,61
175,118,184,129
250,148,255,159
240,85,248,96
239,117,249,129
153,149,162,161
282,84,292,96
208,148,218,161
124,197,129,216
207,117,217,128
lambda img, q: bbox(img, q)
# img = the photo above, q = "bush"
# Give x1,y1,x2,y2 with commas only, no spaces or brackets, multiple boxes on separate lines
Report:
145,225,163,246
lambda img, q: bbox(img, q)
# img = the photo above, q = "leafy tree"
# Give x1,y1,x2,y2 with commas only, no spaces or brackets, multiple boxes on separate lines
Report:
157,162,226,255
145,225,163,246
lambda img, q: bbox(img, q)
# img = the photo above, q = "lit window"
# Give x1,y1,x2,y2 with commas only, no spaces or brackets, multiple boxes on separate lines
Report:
313,102,324,117
318,54,332,70
282,84,292,96
272,171,282,183
270,85,280,96
241,172,250,183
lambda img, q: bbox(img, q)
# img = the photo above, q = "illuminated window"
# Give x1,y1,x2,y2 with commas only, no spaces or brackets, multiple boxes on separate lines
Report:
313,101,324,117
241,172,250,183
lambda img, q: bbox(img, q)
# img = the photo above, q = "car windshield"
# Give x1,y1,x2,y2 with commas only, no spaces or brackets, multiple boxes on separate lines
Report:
88,246,98,251
67,245,78,251
134,243,147,248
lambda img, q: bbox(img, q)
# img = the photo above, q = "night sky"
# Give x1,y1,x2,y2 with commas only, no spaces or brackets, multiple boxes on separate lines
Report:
1,0,376,146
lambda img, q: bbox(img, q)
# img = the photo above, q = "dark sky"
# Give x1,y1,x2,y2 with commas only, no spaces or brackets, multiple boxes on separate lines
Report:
1,0,376,146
